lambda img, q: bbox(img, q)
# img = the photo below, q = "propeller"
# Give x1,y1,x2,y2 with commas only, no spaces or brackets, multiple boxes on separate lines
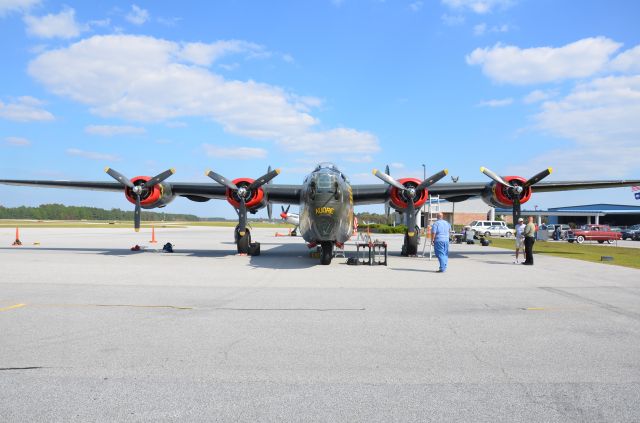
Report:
384,165,391,221
266,166,273,221
205,168,281,237
373,167,448,236
105,167,175,232
480,166,552,225
280,205,290,220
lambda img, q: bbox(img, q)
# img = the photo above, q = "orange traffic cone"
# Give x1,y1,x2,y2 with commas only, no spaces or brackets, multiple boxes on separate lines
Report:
12,227,22,246
150,226,158,243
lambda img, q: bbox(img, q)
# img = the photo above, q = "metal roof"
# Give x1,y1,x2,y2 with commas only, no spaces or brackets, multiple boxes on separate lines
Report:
496,203,640,216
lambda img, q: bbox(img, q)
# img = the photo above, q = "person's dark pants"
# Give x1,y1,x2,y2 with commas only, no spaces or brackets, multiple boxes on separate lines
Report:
524,236,535,264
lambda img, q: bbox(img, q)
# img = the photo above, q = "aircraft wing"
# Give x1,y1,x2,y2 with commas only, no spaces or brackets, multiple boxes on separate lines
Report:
0,179,304,203
352,179,640,205
352,182,488,205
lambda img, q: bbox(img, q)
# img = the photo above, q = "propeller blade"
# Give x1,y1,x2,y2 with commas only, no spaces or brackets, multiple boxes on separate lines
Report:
105,167,134,189
238,198,247,236
285,205,290,213
416,169,448,192
385,201,390,220
134,194,141,232
205,170,238,191
145,168,175,187
248,168,281,191
524,167,553,188
372,169,406,191
406,197,416,237
480,166,511,187
385,164,390,176
267,203,273,221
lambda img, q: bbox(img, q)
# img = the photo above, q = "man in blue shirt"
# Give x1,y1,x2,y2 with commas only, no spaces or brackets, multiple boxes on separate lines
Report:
431,212,451,273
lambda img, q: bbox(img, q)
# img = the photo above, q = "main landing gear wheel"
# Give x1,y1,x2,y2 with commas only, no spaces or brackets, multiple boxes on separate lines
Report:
401,228,419,256
320,241,333,265
235,227,251,254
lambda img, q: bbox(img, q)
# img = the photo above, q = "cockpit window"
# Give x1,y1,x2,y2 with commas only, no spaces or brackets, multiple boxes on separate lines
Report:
315,162,339,172
317,174,333,191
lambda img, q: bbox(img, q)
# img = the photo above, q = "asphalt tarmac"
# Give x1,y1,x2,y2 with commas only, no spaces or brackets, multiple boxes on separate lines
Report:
1,226,639,422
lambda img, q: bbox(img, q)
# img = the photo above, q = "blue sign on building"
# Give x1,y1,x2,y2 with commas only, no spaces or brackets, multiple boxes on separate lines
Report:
635,192,640,200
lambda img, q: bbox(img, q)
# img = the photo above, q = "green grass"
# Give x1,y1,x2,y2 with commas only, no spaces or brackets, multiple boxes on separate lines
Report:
487,237,640,270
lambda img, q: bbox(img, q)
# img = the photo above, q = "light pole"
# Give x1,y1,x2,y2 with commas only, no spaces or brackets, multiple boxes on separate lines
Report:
451,176,459,227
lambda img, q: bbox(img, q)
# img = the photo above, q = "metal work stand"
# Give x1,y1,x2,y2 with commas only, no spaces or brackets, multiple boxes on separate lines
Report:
370,241,388,266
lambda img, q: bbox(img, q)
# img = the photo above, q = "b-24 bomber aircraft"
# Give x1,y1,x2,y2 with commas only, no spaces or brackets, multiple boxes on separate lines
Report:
1,162,639,264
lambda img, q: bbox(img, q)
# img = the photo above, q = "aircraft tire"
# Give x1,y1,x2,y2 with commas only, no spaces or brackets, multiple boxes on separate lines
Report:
320,242,333,265
237,229,251,254
403,230,419,256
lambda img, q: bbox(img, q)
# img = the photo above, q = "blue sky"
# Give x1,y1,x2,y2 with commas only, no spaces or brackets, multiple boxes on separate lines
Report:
1,0,639,218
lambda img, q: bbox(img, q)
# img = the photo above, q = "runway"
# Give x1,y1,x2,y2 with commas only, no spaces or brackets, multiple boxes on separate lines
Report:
1,226,640,422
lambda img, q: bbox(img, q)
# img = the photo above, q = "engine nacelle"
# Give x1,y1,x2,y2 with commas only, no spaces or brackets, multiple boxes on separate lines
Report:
481,176,532,208
125,176,176,209
388,178,428,212
226,178,266,211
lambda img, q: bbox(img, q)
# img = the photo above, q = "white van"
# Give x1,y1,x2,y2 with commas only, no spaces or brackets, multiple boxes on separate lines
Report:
468,220,508,236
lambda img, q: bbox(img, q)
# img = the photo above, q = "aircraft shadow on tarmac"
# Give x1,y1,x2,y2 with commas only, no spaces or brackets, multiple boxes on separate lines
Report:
0,244,515,270
0,243,321,269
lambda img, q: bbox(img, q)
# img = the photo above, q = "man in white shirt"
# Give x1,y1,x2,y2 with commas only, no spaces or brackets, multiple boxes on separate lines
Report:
514,217,525,264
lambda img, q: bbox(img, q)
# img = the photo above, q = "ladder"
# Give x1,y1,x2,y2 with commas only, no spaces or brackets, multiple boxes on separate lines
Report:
421,195,441,259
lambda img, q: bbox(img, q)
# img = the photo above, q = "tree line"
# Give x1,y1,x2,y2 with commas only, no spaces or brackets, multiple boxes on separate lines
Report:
0,204,199,221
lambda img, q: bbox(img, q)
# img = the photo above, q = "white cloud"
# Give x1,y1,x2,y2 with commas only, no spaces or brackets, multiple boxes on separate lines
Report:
441,0,514,14
126,4,149,25
85,124,146,136
67,148,120,161
441,14,465,26
176,40,265,67
522,89,555,104
477,97,513,107
4,136,31,146
520,75,640,178
0,0,39,16
409,1,423,12
610,44,640,74
0,96,54,121
344,155,374,163
277,128,380,154
202,144,267,159
390,162,405,169
474,22,510,36
28,34,378,156
24,7,82,39
466,37,622,85
473,23,486,36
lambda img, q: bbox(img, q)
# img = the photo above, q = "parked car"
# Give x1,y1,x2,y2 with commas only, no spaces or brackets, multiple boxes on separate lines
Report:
621,224,640,240
567,224,622,244
542,224,571,240
482,225,513,238
468,220,509,236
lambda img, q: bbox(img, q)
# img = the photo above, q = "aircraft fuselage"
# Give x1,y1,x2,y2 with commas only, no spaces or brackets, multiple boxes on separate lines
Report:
298,163,354,245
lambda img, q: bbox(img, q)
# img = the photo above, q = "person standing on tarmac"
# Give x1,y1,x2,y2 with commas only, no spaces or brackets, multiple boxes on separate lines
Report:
431,212,451,273
522,216,536,265
514,217,525,264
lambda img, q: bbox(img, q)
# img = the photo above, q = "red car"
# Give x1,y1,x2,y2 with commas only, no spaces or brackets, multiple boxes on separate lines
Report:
567,224,622,244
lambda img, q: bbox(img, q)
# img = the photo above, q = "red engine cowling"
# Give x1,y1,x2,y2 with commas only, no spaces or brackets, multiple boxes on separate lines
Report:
481,176,532,208
125,176,176,209
225,178,266,210
388,178,428,211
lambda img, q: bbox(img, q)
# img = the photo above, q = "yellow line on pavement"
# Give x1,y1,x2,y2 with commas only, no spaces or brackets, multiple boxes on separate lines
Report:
0,303,26,312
